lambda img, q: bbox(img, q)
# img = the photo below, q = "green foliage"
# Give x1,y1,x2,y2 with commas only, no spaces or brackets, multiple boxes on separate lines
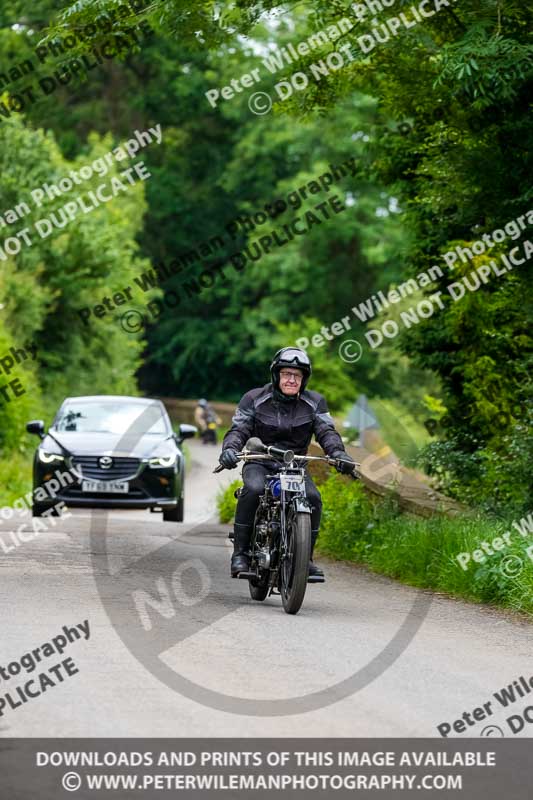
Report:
316,475,533,615
137,89,408,400
0,451,34,505
0,321,41,454
0,112,148,479
419,411,532,516
217,478,242,523
371,397,431,466
422,394,447,418
434,26,533,107
313,475,376,561
363,285,443,421
287,0,533,513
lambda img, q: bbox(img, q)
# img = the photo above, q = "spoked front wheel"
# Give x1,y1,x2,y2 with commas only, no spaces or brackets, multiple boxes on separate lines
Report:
280,511,311,615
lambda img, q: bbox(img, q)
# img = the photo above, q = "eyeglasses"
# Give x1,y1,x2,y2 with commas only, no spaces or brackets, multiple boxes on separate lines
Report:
279,370,303,382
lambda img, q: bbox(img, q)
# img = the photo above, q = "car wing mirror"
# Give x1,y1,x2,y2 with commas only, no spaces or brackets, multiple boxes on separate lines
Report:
176,423,197,444
26,420,45,439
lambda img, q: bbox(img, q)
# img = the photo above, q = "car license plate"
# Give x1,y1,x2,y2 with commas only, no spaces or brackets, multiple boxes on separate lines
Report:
81,480,129,494
280,475,305,492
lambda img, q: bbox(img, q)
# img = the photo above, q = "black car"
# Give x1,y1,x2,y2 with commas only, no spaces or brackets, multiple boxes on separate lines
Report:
26,395,196,521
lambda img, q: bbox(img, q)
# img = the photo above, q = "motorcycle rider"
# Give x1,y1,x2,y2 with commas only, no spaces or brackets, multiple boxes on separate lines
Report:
194,399,222,445
219,347,355,579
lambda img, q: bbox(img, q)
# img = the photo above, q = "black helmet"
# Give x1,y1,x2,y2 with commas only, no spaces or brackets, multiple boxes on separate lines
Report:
270,347,312,392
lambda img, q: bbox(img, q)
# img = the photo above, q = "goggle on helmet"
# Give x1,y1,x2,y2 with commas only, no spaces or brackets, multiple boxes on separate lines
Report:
270,347,312,392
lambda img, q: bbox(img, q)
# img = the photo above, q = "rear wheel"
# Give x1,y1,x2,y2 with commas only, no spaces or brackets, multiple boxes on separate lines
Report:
280,511,311,615
163,495,184,522
248,509,269,601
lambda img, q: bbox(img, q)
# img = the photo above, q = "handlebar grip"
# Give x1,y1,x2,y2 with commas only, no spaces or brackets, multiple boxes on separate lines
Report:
266,445,287,457
246,437,266,453
213,464,225,473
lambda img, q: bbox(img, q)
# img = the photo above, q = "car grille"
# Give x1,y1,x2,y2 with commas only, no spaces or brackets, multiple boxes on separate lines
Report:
71,456,141,481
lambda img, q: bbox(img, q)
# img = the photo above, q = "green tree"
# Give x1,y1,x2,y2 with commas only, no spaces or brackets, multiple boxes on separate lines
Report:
0,113,148,494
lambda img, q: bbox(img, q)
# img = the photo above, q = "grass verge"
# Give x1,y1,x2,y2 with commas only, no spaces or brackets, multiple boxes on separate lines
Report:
0,451,34,506
216,473,532,616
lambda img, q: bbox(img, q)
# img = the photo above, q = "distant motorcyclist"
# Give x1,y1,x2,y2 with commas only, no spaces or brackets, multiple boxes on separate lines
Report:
195,399,222,445
219,347,355,579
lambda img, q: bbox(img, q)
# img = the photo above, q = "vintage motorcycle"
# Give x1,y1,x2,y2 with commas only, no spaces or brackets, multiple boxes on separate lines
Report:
214,437,359,615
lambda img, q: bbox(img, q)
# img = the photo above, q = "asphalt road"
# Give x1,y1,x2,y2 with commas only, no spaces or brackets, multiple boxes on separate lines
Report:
0,440,531,737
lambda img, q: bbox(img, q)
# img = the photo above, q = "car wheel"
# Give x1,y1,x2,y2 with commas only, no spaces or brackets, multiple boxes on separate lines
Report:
32,504,60,517
163,495,184,522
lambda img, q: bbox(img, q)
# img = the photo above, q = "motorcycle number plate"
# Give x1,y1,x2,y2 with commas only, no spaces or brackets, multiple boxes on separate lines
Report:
280,475,305,492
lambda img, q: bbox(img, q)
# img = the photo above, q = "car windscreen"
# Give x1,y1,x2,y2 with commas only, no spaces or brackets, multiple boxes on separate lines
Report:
53,402,168,435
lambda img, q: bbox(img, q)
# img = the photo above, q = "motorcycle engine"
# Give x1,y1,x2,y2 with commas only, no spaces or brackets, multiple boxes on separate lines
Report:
257,547,270,569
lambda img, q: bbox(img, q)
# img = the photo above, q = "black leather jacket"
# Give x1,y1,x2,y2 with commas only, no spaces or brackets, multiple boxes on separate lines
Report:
222,383,345,457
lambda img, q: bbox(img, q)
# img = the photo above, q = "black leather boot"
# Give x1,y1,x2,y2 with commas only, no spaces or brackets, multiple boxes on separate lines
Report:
309,529,324,579
230,523,252,577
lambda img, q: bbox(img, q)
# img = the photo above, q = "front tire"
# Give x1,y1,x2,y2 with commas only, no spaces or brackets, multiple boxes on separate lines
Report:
280,511,311,615
32,504,60,517
249,573,269,601
163,495,184,522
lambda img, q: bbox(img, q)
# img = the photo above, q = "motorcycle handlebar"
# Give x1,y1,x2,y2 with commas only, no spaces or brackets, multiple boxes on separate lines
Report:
213,449,360,476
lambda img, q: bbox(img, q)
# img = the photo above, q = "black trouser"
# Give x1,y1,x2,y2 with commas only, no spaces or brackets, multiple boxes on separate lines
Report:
201,428,217,444
234,462,322,547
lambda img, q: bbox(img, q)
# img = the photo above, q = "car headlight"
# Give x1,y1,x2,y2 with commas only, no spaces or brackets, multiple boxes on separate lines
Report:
39,450,65,464
149,454,177,468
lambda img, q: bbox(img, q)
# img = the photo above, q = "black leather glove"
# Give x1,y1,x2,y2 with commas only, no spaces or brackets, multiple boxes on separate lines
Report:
332,450,355,475
219,448,239,469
